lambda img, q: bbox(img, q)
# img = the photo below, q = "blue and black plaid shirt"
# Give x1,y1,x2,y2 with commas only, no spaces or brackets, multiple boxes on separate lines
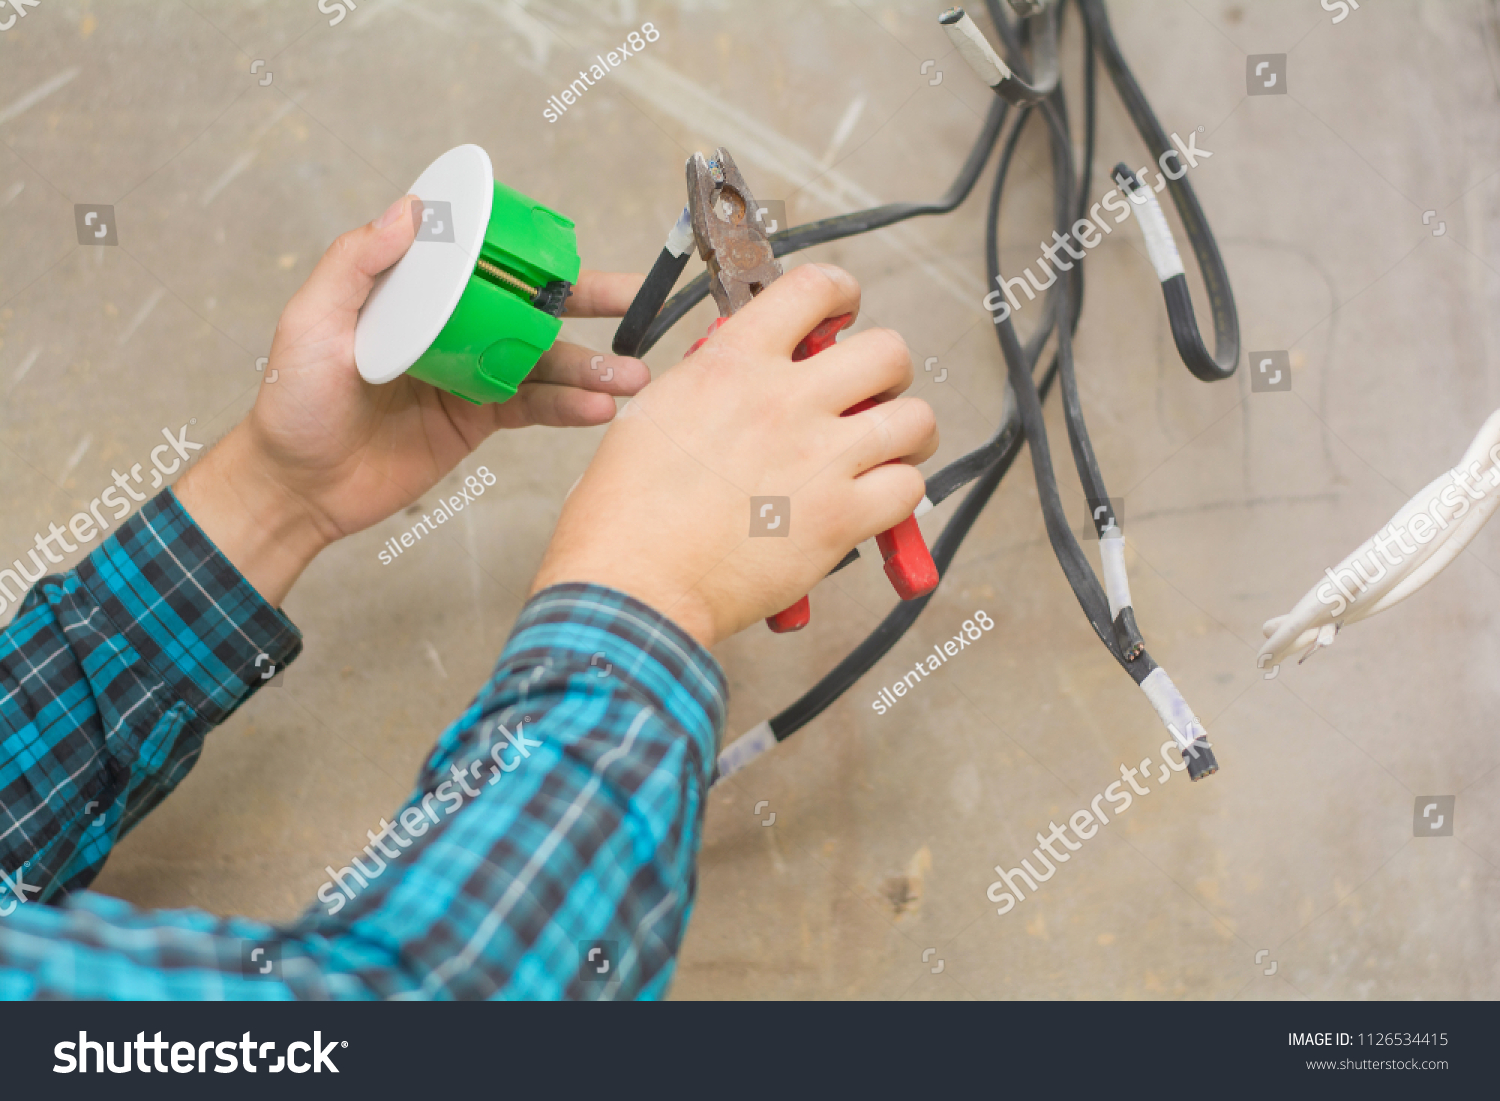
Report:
0,490,726,999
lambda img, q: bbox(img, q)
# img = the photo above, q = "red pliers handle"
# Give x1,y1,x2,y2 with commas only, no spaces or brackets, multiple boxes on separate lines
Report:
761,313,939,633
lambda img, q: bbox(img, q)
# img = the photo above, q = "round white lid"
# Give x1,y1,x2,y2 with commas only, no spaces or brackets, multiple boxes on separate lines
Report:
354,144,495,384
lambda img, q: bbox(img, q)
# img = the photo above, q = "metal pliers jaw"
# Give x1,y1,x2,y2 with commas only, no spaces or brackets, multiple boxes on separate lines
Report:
687,148,783,317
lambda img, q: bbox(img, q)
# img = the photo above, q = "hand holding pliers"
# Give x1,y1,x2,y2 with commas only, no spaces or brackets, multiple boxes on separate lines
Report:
684,147,939,632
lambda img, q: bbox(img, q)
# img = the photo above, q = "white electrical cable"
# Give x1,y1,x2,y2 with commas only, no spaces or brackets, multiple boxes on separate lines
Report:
1258,408,1500,668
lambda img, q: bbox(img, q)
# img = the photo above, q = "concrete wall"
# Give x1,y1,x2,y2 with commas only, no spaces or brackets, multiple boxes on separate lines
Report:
2,0,1497,999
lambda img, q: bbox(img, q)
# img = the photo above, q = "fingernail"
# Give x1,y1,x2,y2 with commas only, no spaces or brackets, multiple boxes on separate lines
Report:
375,195,408,229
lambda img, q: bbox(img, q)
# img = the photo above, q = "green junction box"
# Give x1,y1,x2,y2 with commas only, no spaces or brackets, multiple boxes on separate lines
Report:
354,144,581,406
410,180,580,405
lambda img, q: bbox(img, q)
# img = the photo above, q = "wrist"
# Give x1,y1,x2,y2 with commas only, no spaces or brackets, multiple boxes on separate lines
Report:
174,423,334,607
531,554,720,650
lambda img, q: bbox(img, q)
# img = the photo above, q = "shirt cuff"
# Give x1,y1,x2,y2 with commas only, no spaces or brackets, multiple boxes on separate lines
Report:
72,488,303,724
497,583,728,784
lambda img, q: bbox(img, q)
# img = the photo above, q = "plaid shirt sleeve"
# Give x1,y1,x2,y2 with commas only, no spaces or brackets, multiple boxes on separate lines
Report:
1,486,728,1000
0,489,303,904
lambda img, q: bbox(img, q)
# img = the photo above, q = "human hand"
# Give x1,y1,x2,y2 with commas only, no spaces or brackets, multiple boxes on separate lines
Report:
530,263,938,648
177,194,649,604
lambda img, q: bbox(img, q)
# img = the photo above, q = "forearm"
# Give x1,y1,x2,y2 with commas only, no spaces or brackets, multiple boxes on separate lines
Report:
0,584,725,1000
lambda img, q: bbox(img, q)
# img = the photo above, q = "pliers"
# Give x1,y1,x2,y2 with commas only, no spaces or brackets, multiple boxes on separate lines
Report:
684,147,939,632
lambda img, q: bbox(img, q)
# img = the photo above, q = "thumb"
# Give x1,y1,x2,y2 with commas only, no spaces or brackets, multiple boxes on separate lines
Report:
281,194,419,336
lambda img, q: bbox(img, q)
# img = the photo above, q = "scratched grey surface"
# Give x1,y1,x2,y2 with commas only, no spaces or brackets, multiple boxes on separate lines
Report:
2,0,1498,999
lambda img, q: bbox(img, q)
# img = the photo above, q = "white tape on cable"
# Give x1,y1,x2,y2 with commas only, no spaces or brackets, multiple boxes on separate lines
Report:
1131,189,1186,282
715,719,775,781
1139,667,1208,751
1100,531,1131,620
664,205,695,258
940,10,1012,88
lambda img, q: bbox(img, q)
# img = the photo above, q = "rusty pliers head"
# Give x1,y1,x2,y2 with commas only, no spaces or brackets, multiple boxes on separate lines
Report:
687,147,783,316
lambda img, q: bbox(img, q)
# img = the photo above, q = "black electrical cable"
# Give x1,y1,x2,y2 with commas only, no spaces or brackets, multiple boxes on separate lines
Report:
1079,0,1238,382
1034,97,1146,662
915,107,1066,509
923,0,1097,509
990,94,1154,683
969,13,1216,776
611,232,690,359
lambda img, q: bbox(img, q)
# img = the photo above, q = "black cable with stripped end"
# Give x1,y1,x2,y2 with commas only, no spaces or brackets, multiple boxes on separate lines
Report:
932,2,1224,778
988,95,1219,781
935,4,1218,778
1079,0,1239,382
611,205,696,358
939,3,1060,107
